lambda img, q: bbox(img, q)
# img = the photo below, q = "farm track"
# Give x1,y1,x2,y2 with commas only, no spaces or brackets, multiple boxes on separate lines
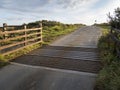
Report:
0,26,102,90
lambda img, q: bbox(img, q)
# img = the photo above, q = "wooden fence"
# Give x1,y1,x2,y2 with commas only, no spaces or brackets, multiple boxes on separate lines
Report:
110,27,120,58
0,23,42,55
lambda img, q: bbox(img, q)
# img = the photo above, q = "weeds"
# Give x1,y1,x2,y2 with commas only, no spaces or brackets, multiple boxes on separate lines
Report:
0,55,9,68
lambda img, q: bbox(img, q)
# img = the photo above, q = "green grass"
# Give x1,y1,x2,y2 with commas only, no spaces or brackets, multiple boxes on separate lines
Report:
0,55,9,68
95,60,120,90
95,26,120,90
4,43,42,61
0,43,42,68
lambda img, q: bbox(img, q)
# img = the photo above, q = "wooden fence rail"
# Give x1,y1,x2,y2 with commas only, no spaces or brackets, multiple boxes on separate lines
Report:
0,23,42,55
110,27,120,58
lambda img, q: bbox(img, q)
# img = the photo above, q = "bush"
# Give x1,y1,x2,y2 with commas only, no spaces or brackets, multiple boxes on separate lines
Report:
96,29,120,90
108,7,120,29
96,7,120,88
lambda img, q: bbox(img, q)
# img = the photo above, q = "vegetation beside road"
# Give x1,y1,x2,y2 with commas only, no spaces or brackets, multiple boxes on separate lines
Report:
0,55,9,68
0,42,42,67
95,27,120,90
95,8,120,90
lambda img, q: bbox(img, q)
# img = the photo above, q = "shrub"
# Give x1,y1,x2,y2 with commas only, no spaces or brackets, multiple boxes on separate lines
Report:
96,30,120,90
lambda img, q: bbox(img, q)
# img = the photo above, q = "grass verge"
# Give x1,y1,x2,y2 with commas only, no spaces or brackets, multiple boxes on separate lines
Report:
0,43,42,68
0,55,9,68
95,27,120,90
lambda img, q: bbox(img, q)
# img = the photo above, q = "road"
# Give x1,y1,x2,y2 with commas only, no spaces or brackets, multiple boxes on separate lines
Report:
0,26,102,90
50,26,102,48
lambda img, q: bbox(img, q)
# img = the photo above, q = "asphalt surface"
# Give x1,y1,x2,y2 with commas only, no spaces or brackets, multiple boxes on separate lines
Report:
0,63,97,90
0,26,102,90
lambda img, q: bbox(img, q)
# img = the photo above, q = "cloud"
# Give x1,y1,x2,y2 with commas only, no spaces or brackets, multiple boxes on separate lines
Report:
0,0,97,13
56,0,86,9
0,0,120,26
0,0,51,12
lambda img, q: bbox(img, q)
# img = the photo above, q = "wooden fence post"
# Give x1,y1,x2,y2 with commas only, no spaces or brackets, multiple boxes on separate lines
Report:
3,23,7,39
39,23,42,42
23,24,27,46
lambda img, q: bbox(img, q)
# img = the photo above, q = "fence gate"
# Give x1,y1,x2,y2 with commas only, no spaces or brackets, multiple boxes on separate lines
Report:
0,23,42,56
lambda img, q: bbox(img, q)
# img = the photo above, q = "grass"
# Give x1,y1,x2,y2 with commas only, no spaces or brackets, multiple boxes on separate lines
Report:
0,55,9,68
95,26,120,90
4,43,42,60
0,43,42,68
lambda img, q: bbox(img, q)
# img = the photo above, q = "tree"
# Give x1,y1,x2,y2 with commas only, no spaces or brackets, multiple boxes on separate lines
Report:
108,7,120,29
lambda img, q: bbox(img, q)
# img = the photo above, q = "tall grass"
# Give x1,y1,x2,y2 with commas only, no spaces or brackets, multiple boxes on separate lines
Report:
0,55,9,68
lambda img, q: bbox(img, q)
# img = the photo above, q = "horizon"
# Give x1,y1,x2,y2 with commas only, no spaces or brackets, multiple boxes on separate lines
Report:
0,0,120,26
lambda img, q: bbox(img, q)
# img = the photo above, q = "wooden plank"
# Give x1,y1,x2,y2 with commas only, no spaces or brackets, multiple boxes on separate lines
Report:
2,41,42,56
6,25,22,27
0,32,41,43
40,24,43,42
0,28,42,34
0,37,41,50
24,24,27,46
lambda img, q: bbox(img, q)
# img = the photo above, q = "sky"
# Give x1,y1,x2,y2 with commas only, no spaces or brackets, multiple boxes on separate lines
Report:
0,0,120,26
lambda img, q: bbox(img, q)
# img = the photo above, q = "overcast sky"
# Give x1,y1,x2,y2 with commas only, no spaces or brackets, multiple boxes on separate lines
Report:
0,0,120,26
